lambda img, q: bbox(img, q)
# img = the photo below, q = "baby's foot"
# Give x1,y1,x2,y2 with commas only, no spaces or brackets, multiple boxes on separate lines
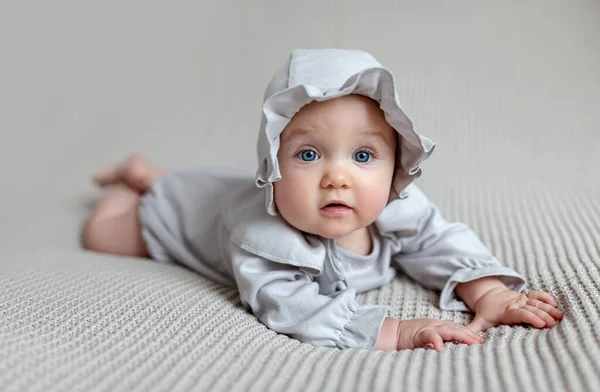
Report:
92,153,153,192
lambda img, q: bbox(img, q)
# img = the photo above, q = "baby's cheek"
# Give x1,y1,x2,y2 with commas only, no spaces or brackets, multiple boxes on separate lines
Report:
274,176,312,213
359,177,391,216
278,174,308,198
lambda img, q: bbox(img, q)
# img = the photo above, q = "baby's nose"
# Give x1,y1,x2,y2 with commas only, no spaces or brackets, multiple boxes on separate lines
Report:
320,167,352,189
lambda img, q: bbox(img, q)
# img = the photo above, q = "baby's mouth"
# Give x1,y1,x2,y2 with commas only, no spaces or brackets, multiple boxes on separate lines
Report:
320,201,353,216
321,200,350,208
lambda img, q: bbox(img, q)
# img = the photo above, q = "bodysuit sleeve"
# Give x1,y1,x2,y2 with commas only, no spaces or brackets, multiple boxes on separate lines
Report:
230,244,389,349
390,186,527,311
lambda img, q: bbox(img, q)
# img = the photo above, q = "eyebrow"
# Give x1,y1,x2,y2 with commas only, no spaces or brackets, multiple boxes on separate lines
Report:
360,129,392,142
286,127,314,139
286,127,393,142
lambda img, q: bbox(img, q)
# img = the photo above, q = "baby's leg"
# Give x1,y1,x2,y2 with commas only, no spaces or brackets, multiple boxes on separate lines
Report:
83,153,166,257
82,184,149,257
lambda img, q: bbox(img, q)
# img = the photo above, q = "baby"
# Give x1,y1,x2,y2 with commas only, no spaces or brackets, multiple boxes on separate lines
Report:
83,49,563,352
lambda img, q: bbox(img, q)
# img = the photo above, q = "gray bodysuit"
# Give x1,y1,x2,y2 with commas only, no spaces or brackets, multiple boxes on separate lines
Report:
138,49,527,350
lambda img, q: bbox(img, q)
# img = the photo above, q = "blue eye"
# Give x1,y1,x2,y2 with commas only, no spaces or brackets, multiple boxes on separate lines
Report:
354,151,372,163
298,149,319,162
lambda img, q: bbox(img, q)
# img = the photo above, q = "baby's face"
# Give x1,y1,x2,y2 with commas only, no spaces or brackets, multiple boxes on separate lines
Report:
274,94,397,239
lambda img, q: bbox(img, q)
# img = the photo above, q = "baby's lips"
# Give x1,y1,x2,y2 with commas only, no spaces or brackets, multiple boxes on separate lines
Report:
320,200,351,208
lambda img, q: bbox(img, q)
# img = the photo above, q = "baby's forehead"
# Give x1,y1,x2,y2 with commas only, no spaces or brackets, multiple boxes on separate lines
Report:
283,125,394,142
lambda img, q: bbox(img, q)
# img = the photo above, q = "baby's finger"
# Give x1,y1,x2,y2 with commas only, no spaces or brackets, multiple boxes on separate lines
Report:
505,308,546,328
527,299,564,320
523,305,558,327
445,322,485,343
527,291,558,307
437,325,483,346
418,329,445,352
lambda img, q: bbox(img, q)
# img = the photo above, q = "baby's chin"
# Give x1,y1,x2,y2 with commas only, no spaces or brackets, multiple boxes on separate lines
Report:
303,225,364,240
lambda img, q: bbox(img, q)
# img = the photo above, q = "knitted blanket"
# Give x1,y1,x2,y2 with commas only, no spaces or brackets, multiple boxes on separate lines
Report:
2,180,599,391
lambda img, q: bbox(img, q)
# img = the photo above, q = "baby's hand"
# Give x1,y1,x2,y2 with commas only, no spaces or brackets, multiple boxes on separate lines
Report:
467,288,564,333
397,318,485,352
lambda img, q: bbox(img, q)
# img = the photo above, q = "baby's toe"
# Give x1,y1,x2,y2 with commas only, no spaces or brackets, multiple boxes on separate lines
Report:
92,166,119,186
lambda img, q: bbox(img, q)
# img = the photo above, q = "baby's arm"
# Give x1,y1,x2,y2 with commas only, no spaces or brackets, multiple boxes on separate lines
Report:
230,245,389,350
390,185,562,331
391,185,527,311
